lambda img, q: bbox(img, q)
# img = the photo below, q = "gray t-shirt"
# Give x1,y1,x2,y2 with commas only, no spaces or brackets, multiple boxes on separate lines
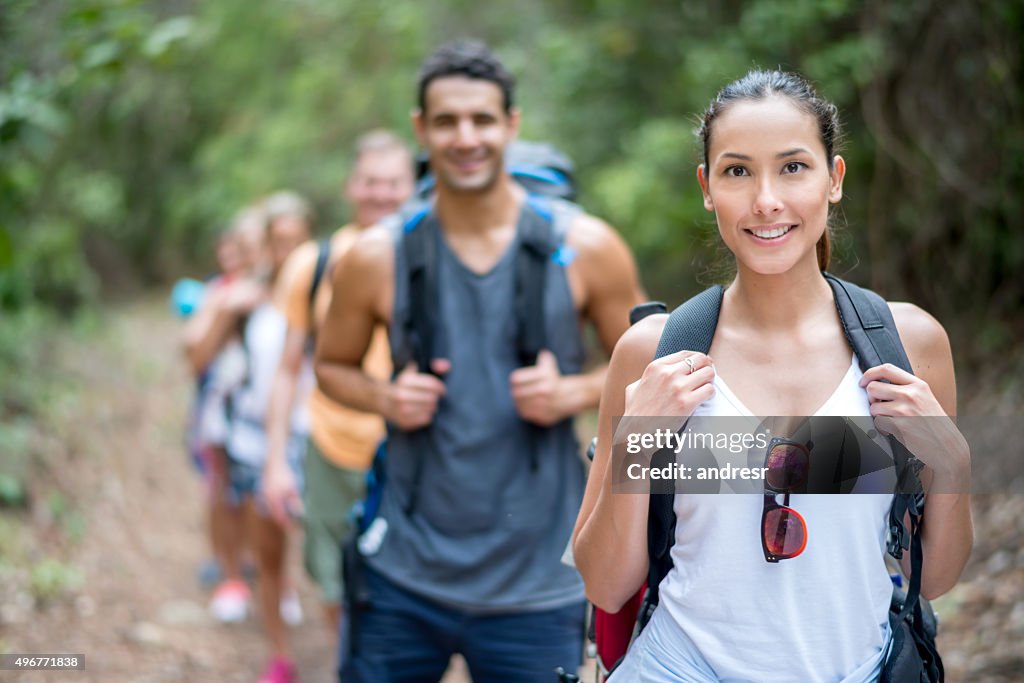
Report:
363,201,587,613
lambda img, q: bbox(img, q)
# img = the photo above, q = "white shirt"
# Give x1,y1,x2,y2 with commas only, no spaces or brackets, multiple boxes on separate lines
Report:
654,355,894,682
226,303,313,466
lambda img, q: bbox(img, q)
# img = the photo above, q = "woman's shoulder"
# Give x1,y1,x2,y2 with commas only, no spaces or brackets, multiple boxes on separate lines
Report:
888,302,954,381
609,312,668,378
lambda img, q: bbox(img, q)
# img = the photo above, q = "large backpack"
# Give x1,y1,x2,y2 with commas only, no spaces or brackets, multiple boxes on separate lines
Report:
414,139,576,202
593,273,942,682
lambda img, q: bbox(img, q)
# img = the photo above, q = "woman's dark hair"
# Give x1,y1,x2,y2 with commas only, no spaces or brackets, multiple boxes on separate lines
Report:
417,40,516,114
697,70,843,271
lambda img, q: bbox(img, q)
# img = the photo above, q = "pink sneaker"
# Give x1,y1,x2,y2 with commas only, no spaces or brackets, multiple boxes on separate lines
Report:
258,657,297,683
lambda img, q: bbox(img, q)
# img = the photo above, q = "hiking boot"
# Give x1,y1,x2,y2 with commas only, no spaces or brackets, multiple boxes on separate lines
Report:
209,579,251,623
279,588,303,626
258,656,297,683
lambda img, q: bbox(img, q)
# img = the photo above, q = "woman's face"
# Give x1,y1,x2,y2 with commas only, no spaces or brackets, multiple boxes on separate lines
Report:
267,214,310,274
215,235,245,277
697,95,845,276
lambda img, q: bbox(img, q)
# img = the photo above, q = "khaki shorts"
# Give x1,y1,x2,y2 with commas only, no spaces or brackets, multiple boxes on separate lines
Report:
302,439,367,606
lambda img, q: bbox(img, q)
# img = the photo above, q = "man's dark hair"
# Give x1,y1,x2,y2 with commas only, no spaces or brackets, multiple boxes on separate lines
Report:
416,40,516,113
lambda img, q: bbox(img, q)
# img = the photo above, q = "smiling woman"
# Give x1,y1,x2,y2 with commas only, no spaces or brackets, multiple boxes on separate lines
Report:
695,71,845,278
572,70,973,683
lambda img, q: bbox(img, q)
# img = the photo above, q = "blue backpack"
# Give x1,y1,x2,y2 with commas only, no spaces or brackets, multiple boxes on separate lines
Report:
413,139,576,202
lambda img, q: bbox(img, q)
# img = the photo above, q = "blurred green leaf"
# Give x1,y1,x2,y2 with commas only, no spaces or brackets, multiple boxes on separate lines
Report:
142,16,195,58
82,40,122,69
0,225,12,268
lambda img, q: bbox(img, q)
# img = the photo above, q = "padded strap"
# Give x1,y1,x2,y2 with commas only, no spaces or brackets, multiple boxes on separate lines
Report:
399,204,436,517
515,197,560,367
825,275,935,674
654,285,724,361
309,238,331,309
646,286,724,605
824,272,912,374
824,273,925,557
304,238,332,351
403,205,444,376
516,197,563,471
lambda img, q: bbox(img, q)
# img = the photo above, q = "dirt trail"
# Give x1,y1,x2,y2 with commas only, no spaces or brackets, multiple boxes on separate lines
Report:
2,298,340,682
2,297,1021,682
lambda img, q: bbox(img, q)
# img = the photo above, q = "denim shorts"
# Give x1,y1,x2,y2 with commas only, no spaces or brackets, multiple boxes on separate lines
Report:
225,435,305,510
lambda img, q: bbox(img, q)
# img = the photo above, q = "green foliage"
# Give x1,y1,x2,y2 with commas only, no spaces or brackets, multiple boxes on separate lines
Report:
0,0,1020,362
0,475,24,507
0,309,56,509
0,308,56,415
29,558,84,603
0,421,31,507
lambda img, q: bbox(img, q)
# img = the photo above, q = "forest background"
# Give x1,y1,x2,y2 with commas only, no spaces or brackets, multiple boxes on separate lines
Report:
2,0,1021,336
0,0,1022,679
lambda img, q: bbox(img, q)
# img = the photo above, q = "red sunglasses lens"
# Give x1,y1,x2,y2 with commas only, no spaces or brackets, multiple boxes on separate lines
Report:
763,506,807,559
765,443,810,491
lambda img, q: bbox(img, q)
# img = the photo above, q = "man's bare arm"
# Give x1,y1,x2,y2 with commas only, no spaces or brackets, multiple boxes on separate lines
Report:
314,228,395,418
558,214,646,414
572,214,646,356
511,213,644,423
887,303,973,599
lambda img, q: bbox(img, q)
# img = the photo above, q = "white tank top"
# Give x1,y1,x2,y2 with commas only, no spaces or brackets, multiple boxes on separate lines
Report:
227,303,313,466
656,354,894,682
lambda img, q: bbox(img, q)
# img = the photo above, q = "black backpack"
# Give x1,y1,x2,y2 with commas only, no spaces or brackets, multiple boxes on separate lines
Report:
385,141,582,515
630,272,942,682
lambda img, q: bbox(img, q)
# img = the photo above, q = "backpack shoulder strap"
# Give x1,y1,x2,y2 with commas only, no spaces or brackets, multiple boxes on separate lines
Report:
309,238,331,309
399,202,442,375
654,285,725,361
516,196,580,472
516,196,575,366
304,238,332,346
823,273,924,545
823,272,912,374
643,285,725,614
823,274,933,669
394,201,439,517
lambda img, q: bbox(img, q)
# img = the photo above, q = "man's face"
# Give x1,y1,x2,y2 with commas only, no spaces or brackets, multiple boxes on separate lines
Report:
345,149,415,228
413,76,519,194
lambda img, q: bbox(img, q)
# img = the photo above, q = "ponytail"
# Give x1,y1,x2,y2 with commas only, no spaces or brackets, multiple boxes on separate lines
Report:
816,229,831,271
